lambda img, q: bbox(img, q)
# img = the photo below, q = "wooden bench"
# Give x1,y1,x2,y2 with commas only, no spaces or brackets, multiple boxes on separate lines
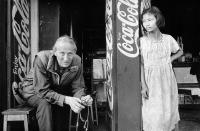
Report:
2,105,35,131
1,82,36,131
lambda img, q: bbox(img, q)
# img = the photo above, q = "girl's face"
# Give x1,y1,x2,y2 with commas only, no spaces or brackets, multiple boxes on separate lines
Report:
142,13,158,32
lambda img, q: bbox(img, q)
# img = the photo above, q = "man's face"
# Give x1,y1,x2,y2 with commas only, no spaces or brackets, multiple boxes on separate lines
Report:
54,41,75,68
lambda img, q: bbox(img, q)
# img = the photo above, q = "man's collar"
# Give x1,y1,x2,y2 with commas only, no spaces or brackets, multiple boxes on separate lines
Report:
46,52,58,72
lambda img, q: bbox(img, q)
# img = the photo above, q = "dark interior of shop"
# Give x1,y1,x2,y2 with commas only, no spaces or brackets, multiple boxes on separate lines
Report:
59,0,106,95
152,0,200,56
58,0,108,130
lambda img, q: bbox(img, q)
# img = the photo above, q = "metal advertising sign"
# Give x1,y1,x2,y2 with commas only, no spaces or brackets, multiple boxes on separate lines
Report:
116,0,139,58
116,0,141,130
106,0,141,130
11,0,31,83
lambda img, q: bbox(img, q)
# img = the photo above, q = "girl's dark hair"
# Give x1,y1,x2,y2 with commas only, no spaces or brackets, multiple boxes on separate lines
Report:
141,6,165,28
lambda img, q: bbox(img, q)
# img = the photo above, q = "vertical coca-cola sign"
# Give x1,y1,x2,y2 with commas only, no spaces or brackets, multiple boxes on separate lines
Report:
116,0,141,130
11,0,31,83
106,0,141,130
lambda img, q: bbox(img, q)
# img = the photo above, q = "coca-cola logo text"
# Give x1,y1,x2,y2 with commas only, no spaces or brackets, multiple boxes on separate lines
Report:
117,0,139,58
12,0,31,81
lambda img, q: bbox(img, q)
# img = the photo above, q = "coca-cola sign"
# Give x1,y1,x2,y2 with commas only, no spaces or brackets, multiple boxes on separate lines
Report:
11,0,31,82
116,0,139,58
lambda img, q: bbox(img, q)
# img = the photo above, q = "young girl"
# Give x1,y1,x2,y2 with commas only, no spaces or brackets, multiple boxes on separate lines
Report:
140,6,183,131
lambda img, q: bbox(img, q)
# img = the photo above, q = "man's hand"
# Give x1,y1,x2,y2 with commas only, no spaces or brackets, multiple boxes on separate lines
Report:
81,95,93,106
64,96,85,113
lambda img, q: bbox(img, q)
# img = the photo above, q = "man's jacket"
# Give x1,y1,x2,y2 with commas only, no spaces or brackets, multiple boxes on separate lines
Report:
20,50,85,106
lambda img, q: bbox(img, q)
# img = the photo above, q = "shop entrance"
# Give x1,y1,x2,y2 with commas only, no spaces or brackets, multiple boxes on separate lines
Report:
59,1,108,129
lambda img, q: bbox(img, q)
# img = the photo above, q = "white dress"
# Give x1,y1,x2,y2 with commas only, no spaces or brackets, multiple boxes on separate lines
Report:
140,34,180,131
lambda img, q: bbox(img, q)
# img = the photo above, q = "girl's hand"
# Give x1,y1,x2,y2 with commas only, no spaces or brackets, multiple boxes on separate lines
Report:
171,57,175,63
141,86,149,99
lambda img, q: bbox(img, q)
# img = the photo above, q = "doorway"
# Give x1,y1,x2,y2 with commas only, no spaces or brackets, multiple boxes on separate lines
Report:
59,0,108,130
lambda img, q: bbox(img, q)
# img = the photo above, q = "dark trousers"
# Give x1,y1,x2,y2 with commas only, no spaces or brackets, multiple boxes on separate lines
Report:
27,95,70,131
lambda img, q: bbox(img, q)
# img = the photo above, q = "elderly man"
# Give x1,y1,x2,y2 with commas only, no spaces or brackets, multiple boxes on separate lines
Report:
20,35,93,131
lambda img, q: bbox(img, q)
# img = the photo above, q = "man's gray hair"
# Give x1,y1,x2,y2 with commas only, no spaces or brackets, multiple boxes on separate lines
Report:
53,35,77,52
